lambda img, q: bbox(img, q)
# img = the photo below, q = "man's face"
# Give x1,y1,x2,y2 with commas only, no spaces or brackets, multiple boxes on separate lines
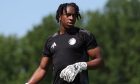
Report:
59,6,77,28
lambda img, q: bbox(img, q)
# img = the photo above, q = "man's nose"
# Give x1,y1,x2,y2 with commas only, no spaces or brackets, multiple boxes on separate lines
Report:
69,15,74,19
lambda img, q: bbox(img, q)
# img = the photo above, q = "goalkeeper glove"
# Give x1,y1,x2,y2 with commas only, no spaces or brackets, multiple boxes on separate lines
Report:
60,62,87,82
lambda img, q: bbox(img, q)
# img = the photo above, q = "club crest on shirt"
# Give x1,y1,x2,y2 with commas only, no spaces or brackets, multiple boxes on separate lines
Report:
51,42,56,49
68,38,76,45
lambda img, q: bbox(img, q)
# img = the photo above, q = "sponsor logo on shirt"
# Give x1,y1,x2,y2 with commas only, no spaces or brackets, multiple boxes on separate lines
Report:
51,42,56,49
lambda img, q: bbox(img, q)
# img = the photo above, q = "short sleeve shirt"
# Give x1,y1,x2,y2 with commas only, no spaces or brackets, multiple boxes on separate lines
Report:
43,27,98,84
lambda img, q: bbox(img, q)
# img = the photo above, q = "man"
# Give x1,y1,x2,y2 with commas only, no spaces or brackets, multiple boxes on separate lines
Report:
26,2,103,84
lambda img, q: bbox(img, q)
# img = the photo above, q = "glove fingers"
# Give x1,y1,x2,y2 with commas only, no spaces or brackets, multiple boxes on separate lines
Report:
60,68,67,78
60,62,87,82
66,69,73,82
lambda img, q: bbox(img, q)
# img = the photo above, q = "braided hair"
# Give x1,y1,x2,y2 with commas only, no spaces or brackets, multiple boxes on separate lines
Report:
56,2,81,23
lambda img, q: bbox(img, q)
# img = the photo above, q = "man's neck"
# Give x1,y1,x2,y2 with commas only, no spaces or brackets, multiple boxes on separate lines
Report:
59,26,78,35
59,26,65,35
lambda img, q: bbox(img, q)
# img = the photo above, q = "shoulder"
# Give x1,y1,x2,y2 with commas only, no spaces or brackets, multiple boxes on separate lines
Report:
78,27,91,36
45,32,58,42
77,27,97,40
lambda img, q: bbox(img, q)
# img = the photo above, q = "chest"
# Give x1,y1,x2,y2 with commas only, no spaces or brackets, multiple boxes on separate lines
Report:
49,34,85,53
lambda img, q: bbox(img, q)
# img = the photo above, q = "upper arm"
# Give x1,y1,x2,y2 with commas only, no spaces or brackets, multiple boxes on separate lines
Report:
87,47,101,59
39,56,51,71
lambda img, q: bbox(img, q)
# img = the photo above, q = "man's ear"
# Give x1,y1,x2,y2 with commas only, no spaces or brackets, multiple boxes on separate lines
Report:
59,16,61,22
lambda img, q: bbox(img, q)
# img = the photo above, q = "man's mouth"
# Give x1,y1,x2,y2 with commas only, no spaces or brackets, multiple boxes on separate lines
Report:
68,22,74,25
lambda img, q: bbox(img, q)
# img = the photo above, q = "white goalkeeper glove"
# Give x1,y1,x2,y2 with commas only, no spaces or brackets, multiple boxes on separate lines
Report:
60,62,87,82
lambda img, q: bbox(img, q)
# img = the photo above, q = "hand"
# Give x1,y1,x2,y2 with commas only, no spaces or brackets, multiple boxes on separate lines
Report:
60,62,87,82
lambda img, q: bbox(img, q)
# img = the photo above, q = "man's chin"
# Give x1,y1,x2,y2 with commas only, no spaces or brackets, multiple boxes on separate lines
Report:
66,25,74,28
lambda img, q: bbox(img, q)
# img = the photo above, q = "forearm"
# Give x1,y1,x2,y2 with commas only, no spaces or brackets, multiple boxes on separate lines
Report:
86,47,103,69
27,67,46,84
86,57,102,69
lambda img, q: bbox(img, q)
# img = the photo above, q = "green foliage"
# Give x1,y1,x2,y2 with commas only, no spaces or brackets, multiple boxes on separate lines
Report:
86,0,140,84
24,15,58,84
0,0,140,83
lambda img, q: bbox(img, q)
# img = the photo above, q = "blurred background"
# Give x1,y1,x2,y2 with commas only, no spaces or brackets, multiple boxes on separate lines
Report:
0,0,140,84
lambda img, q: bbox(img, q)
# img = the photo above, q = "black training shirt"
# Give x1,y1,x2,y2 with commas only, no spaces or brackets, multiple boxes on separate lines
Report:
43,27,98,84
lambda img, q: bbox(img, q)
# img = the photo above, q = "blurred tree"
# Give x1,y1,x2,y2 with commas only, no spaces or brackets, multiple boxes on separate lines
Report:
86,0,140,84
24,15,58,84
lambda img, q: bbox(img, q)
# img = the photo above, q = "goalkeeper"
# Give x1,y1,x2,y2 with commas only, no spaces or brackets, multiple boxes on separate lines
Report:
26,2,103,84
